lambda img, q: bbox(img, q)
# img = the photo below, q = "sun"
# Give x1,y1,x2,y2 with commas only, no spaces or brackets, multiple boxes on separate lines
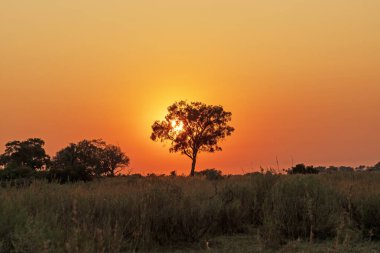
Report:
171,120,184,133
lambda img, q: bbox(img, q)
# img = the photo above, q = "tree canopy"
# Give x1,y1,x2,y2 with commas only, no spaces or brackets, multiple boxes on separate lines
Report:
0,138,50,170
151,101,234,176
52,139,130,177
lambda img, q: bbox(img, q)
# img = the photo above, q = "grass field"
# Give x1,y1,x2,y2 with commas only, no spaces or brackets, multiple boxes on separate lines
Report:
1,173,380,252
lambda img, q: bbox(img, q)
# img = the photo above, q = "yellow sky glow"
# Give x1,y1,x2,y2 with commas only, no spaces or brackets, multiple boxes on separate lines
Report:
1,1,380,174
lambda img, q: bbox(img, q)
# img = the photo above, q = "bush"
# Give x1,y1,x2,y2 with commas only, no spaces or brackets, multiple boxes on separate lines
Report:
0,164,35,180
287,164,319,174
195,169,223,180
48,165,92,183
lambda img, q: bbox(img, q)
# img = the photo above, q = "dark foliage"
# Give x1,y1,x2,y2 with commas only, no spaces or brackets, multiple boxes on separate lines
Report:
0,138,50,170
47,165,92,183
0,138,129,183
287,164,320,174
51,139,130,179
195,168,223,180
151,101,234,176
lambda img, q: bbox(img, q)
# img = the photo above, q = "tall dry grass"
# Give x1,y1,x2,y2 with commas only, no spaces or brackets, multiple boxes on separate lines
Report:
0,173,380,252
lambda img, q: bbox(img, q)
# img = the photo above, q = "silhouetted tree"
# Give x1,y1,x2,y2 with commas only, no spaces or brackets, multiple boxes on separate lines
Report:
368,162,380,172
101,145,130,176
52,139,130,179
51,142,93,182
75,139,107,176
0,138,50,170
151,101,234,176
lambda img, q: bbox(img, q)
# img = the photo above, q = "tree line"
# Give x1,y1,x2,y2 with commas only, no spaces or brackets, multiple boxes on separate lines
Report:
286,163,380,174
0,138,129,182
0,100,236,182
1,101,379,182
1,137,379,183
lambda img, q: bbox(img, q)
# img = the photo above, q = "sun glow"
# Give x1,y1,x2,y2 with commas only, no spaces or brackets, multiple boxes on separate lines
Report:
171,120,184,133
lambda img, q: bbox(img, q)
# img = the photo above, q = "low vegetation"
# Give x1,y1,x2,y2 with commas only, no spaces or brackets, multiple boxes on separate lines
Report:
0,173,380,252
1,138,380,251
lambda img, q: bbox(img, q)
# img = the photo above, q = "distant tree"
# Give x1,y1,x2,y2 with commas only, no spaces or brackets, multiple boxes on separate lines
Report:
326,166,338,173
52,139,130,178
76,139,107,176
51,142,93,182
356,165,367,172
367,162,380,172
101,145,130,176
51,143,78,168
314,166,327,173
52,140,102,176
287,164,319,174
0,138,50,170
151,101,234,176
338,166,354,172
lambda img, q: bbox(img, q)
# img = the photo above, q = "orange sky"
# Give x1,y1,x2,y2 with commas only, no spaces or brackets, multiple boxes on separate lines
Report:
1,1,380,174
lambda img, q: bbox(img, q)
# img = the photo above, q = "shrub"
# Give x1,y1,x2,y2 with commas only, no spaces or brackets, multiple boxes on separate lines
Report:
195,169,223,180
287,164,319,174
48,165,92,183
0,164,35,180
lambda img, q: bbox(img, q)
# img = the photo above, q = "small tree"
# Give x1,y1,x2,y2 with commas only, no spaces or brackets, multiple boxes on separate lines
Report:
151,101,234,176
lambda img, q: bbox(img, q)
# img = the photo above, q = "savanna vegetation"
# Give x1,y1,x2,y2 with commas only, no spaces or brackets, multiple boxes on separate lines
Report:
1,102,380,252
0,138,130,183
1,172,380,252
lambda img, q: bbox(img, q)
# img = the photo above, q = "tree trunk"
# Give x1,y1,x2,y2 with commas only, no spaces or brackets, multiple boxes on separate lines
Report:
190,156,197,176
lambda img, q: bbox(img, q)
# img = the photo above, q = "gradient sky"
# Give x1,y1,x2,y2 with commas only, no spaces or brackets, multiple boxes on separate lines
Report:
1,1,380,174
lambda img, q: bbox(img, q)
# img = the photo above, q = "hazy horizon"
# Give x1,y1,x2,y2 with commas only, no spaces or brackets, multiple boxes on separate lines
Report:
1,1,380,174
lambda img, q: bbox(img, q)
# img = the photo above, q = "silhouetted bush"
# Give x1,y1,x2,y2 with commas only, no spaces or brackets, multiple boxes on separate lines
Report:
195,169,223,180
0,165,35,188
0,164,35,180
287,164,319,174
48,165,92,183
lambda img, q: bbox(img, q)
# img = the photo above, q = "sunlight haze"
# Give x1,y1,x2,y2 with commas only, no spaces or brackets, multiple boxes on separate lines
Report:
1,0,380,174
